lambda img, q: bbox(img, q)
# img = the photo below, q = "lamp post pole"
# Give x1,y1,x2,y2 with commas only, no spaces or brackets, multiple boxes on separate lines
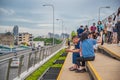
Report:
99,6,110,21
43,4,55,45
56,19,63,39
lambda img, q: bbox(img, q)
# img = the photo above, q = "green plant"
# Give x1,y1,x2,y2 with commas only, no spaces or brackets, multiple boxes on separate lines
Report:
25,49,65,80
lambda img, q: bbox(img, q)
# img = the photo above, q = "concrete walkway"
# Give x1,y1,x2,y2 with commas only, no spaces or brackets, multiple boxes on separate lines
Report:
90,52,120,80
99,43,120,60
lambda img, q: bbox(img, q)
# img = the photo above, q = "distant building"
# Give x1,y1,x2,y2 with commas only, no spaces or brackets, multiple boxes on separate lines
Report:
48,32,53,38
13,25,19,36
0,32,14,46
54,34,60,39
48,32,60,39
17,32,33,45
61,33,69,39
13,25,19,45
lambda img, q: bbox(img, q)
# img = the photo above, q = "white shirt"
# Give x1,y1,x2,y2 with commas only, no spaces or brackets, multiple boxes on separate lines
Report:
106,21,113,32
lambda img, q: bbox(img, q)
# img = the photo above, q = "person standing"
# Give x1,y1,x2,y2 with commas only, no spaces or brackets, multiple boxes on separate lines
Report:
90,23,97,33
97,21,104,33
106,17,113,44
112,22,117,44
77,25,84,38
114,7,120,46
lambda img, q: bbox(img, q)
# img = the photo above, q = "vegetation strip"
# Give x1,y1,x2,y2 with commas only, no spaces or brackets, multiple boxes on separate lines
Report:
25,49,65,80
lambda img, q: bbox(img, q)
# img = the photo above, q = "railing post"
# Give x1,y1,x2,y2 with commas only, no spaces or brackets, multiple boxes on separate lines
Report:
38,49,42,62
18,55,24,77
27,52,32,71
6,58,12,80
34,50,37,66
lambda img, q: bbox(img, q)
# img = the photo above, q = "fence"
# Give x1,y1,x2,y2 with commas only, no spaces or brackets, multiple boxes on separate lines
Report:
0,40,65,80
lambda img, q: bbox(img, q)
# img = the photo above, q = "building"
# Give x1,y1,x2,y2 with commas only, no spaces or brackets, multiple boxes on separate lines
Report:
17,32,33,45
13,25,19,36
13,25,19,45
0,32,14,46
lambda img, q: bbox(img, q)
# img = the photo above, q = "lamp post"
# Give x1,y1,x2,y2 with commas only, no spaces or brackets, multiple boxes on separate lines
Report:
56,19,64,39
43,4,55,45
98,6,110,21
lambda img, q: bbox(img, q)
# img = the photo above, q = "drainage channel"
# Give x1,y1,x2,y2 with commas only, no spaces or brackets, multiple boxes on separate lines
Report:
39,53,67,80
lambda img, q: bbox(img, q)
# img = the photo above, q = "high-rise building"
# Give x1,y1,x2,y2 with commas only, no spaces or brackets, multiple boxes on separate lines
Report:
13,25,19,36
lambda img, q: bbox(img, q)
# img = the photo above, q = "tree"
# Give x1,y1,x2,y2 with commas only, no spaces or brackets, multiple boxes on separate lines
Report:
71,30,77,37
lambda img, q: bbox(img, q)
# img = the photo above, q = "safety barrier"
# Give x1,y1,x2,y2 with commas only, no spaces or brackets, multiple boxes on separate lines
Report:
0,40,65,80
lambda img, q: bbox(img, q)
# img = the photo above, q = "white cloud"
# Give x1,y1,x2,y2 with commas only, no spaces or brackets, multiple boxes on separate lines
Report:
36,23,53,27
0,8,15,15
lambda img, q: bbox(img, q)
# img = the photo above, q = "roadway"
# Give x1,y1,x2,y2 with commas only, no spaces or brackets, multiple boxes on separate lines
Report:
0,47,45,80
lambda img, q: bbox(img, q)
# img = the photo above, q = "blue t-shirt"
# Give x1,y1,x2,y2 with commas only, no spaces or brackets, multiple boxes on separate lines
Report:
75,40,80,49
77,28,84,37
81,39,97,58
97,24,104,32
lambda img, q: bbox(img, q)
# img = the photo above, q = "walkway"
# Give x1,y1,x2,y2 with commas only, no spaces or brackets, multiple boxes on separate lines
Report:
90,52,120,80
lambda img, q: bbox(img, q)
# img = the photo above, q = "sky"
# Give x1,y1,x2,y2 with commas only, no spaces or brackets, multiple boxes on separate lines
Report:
0,0,120,37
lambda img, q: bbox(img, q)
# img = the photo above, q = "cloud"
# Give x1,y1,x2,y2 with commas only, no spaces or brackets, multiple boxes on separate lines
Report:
0,8,15,15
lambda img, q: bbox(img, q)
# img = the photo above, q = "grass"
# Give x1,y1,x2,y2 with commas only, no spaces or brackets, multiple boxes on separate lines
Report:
58,57,66,60
25,49,65,80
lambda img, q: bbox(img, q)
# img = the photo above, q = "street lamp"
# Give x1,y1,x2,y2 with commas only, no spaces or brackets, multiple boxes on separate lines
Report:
56,19,64,39
43,4,55,45
98,6,110,21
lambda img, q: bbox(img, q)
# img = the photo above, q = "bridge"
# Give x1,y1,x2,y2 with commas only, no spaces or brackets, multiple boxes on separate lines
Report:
0,8,120,80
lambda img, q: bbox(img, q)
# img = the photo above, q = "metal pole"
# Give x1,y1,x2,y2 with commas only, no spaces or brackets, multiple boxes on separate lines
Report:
53,6,55,46
62,21,63,35
99,7,101,21
56,19,63,39
43,4,55,46
98,6,110,21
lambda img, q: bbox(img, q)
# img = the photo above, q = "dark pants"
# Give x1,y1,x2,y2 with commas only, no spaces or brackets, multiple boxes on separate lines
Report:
116,22,120,42
76,56,95,67
107,31,112,43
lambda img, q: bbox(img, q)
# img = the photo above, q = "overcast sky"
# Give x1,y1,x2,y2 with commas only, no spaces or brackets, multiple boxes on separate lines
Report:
0,0,120,36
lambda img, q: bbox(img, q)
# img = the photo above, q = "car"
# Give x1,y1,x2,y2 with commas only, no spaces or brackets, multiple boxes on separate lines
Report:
10,57,24,67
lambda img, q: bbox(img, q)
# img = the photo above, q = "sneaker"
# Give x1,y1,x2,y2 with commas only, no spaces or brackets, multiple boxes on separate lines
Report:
69,67,77,71
75,68,86,73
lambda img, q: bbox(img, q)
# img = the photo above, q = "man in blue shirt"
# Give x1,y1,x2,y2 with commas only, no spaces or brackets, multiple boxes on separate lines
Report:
69,36,85,71
77,25,84,38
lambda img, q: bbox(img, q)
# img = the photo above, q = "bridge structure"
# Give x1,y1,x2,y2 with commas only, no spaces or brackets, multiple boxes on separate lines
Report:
0,9,120,80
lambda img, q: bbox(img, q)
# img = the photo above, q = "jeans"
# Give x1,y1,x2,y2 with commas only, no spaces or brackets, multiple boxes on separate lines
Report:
107,31,112,43
72,52,80,64
76,56,95,66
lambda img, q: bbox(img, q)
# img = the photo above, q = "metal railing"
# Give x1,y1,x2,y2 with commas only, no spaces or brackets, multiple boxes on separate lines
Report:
0,40,65,80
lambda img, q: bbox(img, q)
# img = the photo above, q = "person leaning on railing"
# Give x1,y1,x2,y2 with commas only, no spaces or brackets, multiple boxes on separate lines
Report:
66,31,103,73
113,7,120,46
